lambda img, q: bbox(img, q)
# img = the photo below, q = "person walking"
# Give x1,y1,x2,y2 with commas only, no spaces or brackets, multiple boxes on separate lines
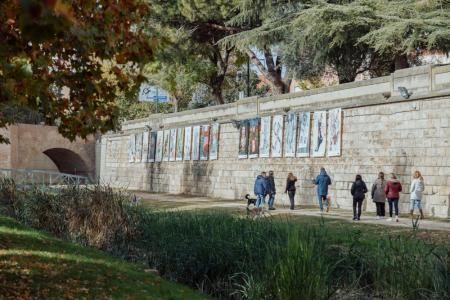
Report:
266,171,276,210
285,173,297,210
254,171,267,209
384,173,402,222
315,167,332,212
351,175,368,221
410,171,425,219
371,172,387,219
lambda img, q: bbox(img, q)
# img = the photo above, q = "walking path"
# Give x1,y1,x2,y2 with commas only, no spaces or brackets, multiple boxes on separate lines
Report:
134,192,450,232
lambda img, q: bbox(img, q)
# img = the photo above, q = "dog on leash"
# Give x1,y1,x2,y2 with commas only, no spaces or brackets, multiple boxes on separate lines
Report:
245,194,257,207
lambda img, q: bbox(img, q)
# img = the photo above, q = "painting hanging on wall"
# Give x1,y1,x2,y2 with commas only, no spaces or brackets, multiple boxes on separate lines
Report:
259,116,271,158
284,113,297,157
248,118,260,158
328,108,342,157
135,132,143,162
176,128,184,161
238,120,249,159
312,111,327,157
271,115,283,158
163,130,170,161
296,112,311,157
192,125,201,161
184,126,192,160
209,123,220,160
155,130,164,162
169,129,177,161
128,134,136,162
142,132,149,162
148,131,157,162
200,125,210,160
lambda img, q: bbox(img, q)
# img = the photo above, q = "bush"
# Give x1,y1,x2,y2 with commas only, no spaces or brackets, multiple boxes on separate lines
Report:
0,179,448,299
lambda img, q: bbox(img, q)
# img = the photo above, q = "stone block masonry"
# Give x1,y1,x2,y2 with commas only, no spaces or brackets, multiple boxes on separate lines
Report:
100,65,450,218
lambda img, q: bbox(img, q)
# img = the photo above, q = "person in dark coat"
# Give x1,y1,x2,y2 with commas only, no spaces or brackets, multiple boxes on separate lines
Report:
351,174,368,220
254,171,267,208
266,170,276,210
285,173,297,210
314,167,332,212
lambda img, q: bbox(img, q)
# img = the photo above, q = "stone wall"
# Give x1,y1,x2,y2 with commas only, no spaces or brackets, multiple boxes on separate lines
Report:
100,65,450,218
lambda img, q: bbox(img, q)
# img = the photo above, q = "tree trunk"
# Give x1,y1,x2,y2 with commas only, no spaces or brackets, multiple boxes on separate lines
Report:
211,82,225,105
394,54,409,70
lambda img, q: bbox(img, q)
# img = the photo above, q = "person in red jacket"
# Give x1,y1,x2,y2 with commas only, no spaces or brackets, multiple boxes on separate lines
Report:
384,173,402,222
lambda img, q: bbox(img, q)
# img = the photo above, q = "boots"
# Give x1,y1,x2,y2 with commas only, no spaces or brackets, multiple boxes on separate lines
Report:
419,209,425,219
410,209,414,219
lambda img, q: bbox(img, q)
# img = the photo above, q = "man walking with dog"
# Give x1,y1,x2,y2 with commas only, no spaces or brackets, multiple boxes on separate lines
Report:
266,171,276,210
254,171,267,208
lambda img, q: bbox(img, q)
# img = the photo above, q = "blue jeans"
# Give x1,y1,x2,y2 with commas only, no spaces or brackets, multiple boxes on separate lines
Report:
388,198,399,217
256,194,266,208
318,194,327,210
268,194,275,208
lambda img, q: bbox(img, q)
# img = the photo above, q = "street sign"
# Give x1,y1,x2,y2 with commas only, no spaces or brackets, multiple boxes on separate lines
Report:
138,84,169,102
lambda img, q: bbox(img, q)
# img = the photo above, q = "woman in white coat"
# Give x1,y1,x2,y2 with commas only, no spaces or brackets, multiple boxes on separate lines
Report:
410,170,425,219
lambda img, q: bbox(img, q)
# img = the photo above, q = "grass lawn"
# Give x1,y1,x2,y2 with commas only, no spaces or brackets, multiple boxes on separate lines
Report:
0,215,207,300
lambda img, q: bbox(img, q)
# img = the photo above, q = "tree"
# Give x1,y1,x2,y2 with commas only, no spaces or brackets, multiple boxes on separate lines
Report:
0,0,155,142
147,0,240,105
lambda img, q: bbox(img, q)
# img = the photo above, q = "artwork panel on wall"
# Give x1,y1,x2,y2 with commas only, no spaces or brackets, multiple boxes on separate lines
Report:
209,123,220,160
238,120,249,159
148,131,157,162
328,108,342,157
296,112,311,157
248,118,260,158
312,111,327,157
192,125,201,161
169,129,177,161
259,116,271,158
284,113,297,157
135,132,143,162
142,131,149,162
163,130,170,161
184,126,192,160
128,134,135,162
155,130,164,162
271,115,284,158
176,128,184,161
200,125,210,160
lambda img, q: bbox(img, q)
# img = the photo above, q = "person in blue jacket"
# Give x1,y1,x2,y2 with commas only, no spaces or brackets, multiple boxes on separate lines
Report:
314,167,332,212
254,171,267,208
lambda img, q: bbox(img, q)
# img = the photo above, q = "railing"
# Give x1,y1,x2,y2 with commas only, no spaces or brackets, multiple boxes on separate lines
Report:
0,168,89,186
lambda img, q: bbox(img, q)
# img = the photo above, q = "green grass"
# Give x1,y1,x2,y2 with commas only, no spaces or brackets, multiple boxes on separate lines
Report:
0,215,206,300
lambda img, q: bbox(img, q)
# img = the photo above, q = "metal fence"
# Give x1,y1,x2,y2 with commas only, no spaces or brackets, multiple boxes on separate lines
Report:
0,168,89,186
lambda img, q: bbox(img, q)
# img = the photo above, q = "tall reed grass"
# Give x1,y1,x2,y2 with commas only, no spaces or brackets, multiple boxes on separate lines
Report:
0,179,448,299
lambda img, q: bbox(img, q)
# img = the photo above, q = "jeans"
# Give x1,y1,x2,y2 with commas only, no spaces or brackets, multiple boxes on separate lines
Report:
375,202,385,217
288,190,295,209
268,194,275,208
318,194,327,210
353,199,363,219
410,199,422,211
388,198,399,217
256,194,266,208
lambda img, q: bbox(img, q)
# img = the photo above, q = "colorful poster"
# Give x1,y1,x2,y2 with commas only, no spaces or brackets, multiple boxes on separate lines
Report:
296,112,311,157
148,132,157,162
155,130,164,162
169,129,177,161
128,134,135,162
248,118,260,158
271,115,283,158
184,126,192,161
259,116,271,158
142,131,149,162
176,128,184,161
163,130,170,161
135,132,143,162
192,125,200,161
284,113,297,157
200,125,210,160
312,111,327,157
209,123,220,160
328,108,342,157
238,120,249,159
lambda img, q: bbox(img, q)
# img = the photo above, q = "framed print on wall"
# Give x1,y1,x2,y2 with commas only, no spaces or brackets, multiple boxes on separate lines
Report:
209,123,220,160
200,125,210,160
312,111,327,157
327,108,342,157
259,116,271,158
271,115,283,158
284,112,297,157
184,126,192,161
192,125,201,161
296,112,311,157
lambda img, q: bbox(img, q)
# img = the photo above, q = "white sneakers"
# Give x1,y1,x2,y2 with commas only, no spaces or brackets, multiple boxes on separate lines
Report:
387,218,392,222
387,217,399,222
376,216,381,220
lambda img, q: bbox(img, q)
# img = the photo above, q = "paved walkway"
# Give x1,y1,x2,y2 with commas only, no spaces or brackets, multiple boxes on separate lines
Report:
134,192,450,232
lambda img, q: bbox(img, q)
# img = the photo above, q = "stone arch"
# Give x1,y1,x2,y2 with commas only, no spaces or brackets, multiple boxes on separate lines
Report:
43,148,90,178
